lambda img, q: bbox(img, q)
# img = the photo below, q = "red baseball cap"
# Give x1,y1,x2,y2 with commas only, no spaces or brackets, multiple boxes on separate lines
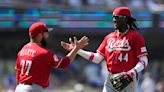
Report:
29,22,48,37
113,7,136,21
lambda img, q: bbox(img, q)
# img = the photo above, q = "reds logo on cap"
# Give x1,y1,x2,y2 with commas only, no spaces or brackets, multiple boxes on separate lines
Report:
29,22,48,37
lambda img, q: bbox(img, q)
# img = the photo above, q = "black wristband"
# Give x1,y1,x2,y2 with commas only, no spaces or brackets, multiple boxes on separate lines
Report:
134,69,138,80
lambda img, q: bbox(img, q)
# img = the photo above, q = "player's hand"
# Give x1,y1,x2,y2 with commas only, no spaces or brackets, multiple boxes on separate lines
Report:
74,36,89,50
61,36,89,51
61,38,74,51
127,69,138,79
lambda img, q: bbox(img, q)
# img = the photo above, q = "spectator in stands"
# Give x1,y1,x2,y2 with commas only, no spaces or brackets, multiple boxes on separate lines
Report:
156,80,164,92
141,72,155,92
83,62,104,87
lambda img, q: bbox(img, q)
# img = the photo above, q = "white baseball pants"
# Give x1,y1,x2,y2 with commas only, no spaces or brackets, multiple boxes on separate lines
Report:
15,83,45,92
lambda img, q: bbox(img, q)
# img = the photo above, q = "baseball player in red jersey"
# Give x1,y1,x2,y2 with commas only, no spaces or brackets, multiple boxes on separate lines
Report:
15,22,89,92
61,7,148,92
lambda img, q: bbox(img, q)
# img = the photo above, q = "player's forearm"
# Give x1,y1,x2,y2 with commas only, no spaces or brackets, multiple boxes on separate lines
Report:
133,55,148,73
66,46,79,62
59,48,78,69
77,49,104,63
127,55,148,78
58,57,71,69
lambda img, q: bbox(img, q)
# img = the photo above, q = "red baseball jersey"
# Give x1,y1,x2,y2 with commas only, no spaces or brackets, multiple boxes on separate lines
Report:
97,29,148,73
16,42,70,88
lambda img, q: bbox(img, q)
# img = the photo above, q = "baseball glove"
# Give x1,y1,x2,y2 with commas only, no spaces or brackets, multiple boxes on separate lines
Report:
110,73,133,91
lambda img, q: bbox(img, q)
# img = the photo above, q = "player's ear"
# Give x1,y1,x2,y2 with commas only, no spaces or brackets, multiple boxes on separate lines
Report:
43,32,49,39
36,33,43,40
38,33,42,37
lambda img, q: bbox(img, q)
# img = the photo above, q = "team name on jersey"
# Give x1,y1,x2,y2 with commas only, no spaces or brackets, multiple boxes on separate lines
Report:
20,49,36,57
106,37,131,52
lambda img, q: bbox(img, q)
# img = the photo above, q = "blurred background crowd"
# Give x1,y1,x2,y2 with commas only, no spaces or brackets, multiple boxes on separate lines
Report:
0,0,164,92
